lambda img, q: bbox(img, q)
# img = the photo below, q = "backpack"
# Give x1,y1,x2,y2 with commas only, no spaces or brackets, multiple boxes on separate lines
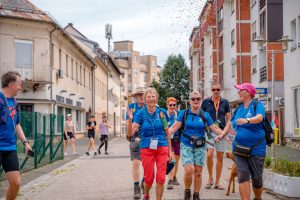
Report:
253,100,274,146
0,92,19,125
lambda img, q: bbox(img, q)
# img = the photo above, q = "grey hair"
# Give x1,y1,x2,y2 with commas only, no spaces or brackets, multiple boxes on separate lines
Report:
144,87,159,101
189,91,201,99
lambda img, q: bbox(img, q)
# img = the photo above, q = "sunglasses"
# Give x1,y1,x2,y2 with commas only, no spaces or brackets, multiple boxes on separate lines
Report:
168,104,176,107
102,116,107,118
191,97,201,101
212,89,221,91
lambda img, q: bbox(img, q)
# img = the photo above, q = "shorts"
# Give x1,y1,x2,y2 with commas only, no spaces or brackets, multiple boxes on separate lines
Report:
206,132,226,152
129,137,141,161
0,150,20,173
180,143,206,166
64,132,75,140
234,154,265,188
171,140,180,156
88,132,95,139
100,135,108,142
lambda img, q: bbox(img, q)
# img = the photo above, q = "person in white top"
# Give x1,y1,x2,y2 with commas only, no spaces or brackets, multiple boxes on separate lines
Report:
64,114,76,155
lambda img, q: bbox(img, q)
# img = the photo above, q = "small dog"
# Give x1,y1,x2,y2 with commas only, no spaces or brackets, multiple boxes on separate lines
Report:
225,152,237,196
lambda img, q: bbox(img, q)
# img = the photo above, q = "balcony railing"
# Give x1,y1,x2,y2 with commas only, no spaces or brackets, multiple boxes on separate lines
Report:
260,66,267,82
0,63,51,83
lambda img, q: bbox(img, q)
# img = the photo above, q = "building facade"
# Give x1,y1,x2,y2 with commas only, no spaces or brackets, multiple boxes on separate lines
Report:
283,0,300,149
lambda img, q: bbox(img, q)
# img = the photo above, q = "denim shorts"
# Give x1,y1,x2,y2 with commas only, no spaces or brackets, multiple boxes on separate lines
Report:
206,132,226,152
180,143,206,166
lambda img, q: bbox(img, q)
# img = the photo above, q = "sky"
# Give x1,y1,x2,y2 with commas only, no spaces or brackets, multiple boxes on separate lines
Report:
31,0,206,67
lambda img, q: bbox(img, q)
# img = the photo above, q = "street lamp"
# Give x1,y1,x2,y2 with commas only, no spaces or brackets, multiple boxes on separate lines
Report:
253,35,293,163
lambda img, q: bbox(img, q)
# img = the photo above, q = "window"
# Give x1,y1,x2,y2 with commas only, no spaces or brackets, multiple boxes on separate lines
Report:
59,49,61,69
260,11,266,38
144,73,147,82
252,21,257,40
152,60,155,67
298,16,300,47
71,59,74,80
251,55,257,73
133,69,138,75
218,7,223,21
231,0,235,14
84,68,86,87
80,65,82,84
66,55,69,77
15,40,32,68
291,19,297,50
89,73,91,90
76,110,81,131
293,87,300,136
231,29,235,46
76,62,78,83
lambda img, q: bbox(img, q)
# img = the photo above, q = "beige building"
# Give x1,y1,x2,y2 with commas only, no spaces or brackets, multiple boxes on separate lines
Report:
0,0,121,135
110,41,161,125
64,24,122,135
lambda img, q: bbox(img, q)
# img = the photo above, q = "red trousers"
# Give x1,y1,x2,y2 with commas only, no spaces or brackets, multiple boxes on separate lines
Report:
140,146,169,185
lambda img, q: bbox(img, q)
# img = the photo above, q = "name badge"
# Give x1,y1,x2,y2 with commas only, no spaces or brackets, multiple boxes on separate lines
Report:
149,138,158,150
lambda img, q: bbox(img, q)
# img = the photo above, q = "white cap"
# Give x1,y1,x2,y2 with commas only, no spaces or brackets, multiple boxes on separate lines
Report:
67,114,71,117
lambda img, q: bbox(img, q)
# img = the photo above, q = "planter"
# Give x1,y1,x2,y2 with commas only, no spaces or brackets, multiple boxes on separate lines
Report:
274,173,300,197
263,169,274,191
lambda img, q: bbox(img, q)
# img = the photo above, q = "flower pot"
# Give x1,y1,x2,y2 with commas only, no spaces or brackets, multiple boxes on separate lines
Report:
263,170,274,191
274,173,300,197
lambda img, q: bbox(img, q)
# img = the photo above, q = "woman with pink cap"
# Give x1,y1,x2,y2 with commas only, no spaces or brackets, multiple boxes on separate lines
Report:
216,83,266,200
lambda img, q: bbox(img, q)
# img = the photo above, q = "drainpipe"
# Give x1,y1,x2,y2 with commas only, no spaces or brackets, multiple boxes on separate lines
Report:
92,64,96,115
238,0,243,84
215,0,219,82
49,27,57,114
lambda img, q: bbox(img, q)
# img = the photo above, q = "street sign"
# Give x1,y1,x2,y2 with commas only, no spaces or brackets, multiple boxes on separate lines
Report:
256,88,268,94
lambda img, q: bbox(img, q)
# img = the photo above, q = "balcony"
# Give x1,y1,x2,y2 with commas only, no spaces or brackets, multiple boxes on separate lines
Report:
259,66,267,82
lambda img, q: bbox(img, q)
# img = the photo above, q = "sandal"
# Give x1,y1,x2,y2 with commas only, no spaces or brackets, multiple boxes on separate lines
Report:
205,182,214,189
214,185,225,190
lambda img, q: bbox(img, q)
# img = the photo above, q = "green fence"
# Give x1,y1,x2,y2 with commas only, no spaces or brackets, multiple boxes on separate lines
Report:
0,112,64,179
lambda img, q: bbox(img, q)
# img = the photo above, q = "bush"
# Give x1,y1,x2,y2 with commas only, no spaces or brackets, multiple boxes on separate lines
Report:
265,156,272,169
272,159,300,177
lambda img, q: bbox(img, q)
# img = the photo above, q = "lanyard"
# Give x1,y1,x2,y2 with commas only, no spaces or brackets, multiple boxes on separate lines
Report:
212,97,220,119
145,108,158,138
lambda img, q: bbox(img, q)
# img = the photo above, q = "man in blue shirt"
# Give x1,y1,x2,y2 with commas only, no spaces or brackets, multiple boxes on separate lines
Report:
126,87,145,199
201,82,231,190
0,71,32,200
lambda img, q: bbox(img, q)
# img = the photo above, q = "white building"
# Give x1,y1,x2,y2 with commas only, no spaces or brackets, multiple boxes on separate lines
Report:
283,0,300,149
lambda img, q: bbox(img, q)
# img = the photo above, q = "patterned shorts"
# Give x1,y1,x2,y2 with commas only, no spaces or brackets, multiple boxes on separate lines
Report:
180,143,206,166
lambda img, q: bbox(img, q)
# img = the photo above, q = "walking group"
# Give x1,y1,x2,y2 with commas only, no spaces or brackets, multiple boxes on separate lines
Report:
126,82,268,200
0,71,269,200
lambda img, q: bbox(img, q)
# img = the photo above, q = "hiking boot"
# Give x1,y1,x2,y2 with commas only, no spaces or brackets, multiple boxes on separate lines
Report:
85,152,90,156
167,180,174,190
94,152,97,156
133,185,141,199
193,192,200,200
141,179,145,194
97,149,101,154
184,189,191,200
173,176,179,185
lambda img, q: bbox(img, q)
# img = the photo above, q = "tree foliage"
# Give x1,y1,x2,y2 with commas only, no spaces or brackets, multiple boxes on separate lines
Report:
152,54,190,108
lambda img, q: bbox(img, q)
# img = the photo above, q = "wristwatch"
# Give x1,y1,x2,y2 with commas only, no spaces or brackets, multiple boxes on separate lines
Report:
246,118,250,124
22,140,29,145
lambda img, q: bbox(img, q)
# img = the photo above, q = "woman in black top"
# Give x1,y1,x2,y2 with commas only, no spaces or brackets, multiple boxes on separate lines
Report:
86,115,97,156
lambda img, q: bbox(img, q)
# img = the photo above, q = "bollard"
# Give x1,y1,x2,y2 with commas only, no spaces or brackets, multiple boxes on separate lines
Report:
274,128,279,145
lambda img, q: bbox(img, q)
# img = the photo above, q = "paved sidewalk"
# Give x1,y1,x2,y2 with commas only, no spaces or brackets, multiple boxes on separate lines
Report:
1,137,279,200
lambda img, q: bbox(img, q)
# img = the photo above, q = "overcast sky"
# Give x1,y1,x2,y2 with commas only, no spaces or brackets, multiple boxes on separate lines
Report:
31,0,205,67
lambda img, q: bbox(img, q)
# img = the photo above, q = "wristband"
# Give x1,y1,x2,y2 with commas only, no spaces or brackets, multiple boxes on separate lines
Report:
22,140,29,145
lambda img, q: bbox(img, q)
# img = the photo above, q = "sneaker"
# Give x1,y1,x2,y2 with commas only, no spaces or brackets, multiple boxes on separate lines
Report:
193,192,200,200
94,152,97,156
72,152,77,155
105,152,109,155
64,152,68,156
173,176,179,185
98,149,101,154
167,180,174,190
184,189,191,200
133,185,141,199
85,152,90,156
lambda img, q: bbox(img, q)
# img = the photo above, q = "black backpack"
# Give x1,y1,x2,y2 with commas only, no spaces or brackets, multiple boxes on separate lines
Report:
253,100,274,146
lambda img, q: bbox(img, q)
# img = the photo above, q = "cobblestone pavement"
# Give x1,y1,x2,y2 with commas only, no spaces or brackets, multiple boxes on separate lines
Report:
1,137,279,200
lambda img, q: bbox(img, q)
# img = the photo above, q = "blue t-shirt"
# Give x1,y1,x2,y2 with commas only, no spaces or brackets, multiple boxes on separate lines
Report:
164,109,179,137
231,100,266,156
176,109,214,147
0,95,19,151
133,107,169,149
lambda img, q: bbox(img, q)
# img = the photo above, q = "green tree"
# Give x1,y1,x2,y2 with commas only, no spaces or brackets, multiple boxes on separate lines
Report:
160,54,190,108
151,79,167,108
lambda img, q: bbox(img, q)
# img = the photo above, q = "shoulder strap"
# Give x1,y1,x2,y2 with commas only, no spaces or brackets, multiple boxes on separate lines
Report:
182,109,188,130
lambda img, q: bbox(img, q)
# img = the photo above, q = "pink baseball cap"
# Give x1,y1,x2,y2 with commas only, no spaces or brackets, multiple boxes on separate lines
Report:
234,83,256,97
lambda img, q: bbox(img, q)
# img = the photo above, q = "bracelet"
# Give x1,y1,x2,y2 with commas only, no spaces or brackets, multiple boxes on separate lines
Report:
22,140,29,145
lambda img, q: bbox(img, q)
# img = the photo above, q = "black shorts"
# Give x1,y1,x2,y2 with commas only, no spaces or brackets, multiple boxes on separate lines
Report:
64,132,75,140
100,135,108,142
0,150,19,173
88,132,95,139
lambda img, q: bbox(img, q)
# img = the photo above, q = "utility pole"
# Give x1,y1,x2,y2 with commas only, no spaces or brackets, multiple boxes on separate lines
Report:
105,24,113,52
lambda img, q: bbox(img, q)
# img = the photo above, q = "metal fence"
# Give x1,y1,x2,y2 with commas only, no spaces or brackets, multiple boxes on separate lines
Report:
0,112,64,179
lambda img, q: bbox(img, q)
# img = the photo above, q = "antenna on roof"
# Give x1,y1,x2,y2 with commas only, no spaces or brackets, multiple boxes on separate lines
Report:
105,23,113,52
